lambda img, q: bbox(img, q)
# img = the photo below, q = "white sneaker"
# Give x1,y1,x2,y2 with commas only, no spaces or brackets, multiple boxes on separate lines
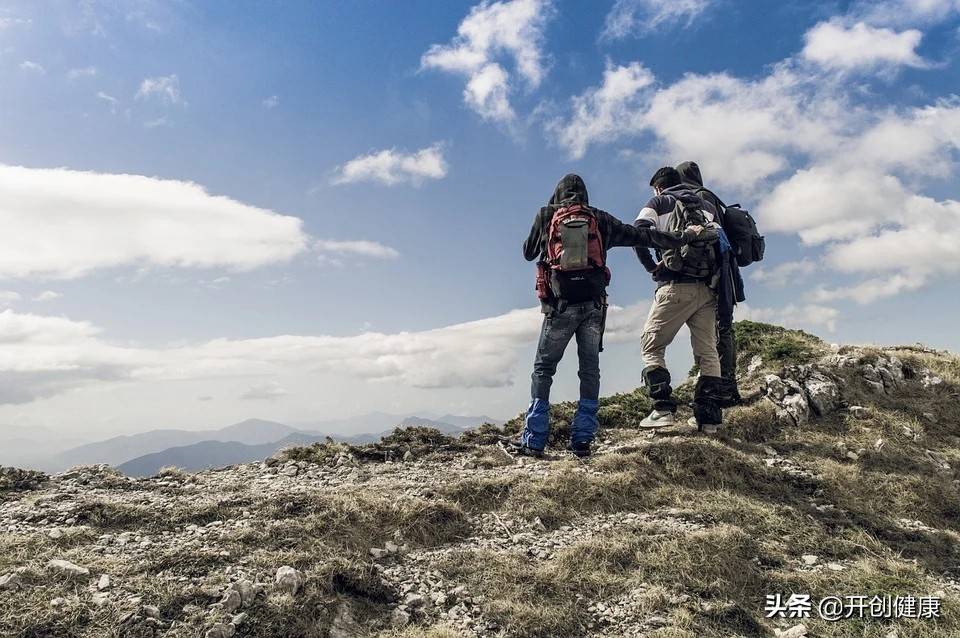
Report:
639,410,675,429
688,416,722,434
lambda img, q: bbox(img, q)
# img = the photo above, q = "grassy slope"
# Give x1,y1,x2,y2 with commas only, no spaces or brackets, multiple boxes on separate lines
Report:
1,322,959,638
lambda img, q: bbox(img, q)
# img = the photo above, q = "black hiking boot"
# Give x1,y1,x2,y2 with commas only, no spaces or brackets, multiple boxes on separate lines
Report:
567,441,591,458
506,440,545,459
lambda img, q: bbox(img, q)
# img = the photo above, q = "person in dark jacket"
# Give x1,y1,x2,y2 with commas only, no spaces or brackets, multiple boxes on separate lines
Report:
516,174,694,458
676,161,745,405
633,167,725,432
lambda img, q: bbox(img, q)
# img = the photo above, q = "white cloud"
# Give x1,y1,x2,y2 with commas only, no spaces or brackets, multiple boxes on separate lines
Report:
32,291,62,302
801,20,927,71
262,95,280,109
421,0,551,122
135,74,182,105
240,381,288,401
96,91,119,113
314,240,400,266
601,0,713,39
144,116,170,128
750,260,817,287
332,144,448,186
0,165,308,279
807,274,926,304
0,302,651,404
546,61,654,159
739,303,840,333
19,60,45,74
855,0,960,26
0,17,31,30
67,66,98,80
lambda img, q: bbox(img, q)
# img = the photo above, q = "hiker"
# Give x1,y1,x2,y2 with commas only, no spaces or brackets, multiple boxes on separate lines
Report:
676,161,746,406
634,167,725,433
515,173,697,458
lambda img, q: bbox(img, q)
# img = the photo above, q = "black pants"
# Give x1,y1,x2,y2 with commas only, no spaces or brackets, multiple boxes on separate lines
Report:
717,313,736,383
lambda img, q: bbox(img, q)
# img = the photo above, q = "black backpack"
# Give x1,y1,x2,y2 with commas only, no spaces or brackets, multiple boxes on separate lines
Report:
697,188,764,267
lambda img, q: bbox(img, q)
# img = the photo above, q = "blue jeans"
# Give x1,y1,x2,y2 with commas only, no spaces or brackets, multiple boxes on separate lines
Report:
530,301,603,402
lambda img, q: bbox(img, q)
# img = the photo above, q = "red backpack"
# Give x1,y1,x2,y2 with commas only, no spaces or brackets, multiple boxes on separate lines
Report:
536,204,610,303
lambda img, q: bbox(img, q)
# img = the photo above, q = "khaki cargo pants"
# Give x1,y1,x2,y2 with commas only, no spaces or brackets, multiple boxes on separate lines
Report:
641,281,722,378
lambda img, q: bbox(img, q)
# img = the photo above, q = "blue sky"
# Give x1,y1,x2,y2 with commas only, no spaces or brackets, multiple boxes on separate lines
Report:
0,0,958,437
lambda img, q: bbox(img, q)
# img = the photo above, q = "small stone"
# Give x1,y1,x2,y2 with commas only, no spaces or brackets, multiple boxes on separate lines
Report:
874,438,885,452
220,589,242,613
775,625,808,638
205,623,235,638
827,562,845,571
97,574,111,590
281,465,298,477
47,559,89,578
274,566,304,595
846,451,859,461
384,541,399,553
801,554,818,566
91,592,109,607
404,593,425,608
50,597,67,608
142,605,160,618
849,406,868,419
391,608,410,628
231,612,248,627
762,446,777,456
48,528,63,540
233,579,256,606
369,548,388,559
0,573,22,590
403,450,413,462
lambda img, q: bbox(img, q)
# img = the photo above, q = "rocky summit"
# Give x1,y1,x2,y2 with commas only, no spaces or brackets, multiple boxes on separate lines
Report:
1,322,958,638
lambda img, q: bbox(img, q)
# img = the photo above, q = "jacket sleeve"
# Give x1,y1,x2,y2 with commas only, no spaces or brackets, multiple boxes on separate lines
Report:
523,208,549,262
601,210,687,249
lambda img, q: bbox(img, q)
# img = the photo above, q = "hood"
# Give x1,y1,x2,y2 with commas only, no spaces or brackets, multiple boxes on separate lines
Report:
676,161,704,188
661,183,703,207
548,173,589,208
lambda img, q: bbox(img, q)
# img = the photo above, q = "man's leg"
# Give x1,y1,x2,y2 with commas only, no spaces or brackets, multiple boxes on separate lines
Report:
641,284,693,413
716,311,741,405
688,285,723,426
522,310,577,450
570,303,603,448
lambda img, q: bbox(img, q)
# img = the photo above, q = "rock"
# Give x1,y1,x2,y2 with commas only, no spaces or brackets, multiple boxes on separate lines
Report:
827,562,845,571
846,451,859,461
220,589,242,613
801,554,818,566
97,574,111,590
142,605,160,618
47,559,90,578
50,597,67,608
231,612,247,627
403,450,413,462
781,393,810,426
390,608,410,628
48,528,63,540
804,372,839,416
775,625,808,638
369,548,388,559
281,464,298,477
328,601,361,638
91,592,109,607
404,593,425,608
233,579,257,606
747,355,764,375
849,405,868,419
205,623,235,638
0,572,23,590
274,566,304,595
874,438,885,452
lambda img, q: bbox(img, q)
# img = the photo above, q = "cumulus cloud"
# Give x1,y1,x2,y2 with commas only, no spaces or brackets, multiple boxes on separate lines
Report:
0,291,21,306
19,60,45,74
801,20,927,71
262,95,279,109
807,274,926,304
0,302,651,404
854,0,960,26
602,0,714,39
136,74,182,105
421,0,551,122
750,260,817,287
0,165,308,279
546,61,654,159
32,291,62,302
332,144,448,186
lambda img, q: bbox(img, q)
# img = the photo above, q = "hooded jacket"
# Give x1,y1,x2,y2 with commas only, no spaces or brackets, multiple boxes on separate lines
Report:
523,174,686,263
675,161,746,312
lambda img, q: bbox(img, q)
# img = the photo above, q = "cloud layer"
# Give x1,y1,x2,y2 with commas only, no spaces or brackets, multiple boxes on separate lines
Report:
332,144,448,186
0,165,308,278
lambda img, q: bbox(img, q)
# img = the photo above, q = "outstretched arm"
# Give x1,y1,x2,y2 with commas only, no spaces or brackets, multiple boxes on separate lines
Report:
523,208,549,262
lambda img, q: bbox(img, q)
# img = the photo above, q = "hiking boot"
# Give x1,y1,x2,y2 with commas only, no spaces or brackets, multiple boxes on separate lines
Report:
639,409,675,429
507,440,545,459
688,416,722,434
567,441,591,458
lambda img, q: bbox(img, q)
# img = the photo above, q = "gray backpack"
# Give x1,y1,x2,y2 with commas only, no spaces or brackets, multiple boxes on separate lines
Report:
660,198,717,279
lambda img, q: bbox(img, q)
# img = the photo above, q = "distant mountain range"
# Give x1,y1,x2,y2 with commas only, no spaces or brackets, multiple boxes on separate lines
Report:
11,413,502,477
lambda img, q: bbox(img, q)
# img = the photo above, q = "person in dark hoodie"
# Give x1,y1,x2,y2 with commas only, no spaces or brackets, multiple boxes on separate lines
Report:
676,161,746,405
516,173,696,458
633,167,725,433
